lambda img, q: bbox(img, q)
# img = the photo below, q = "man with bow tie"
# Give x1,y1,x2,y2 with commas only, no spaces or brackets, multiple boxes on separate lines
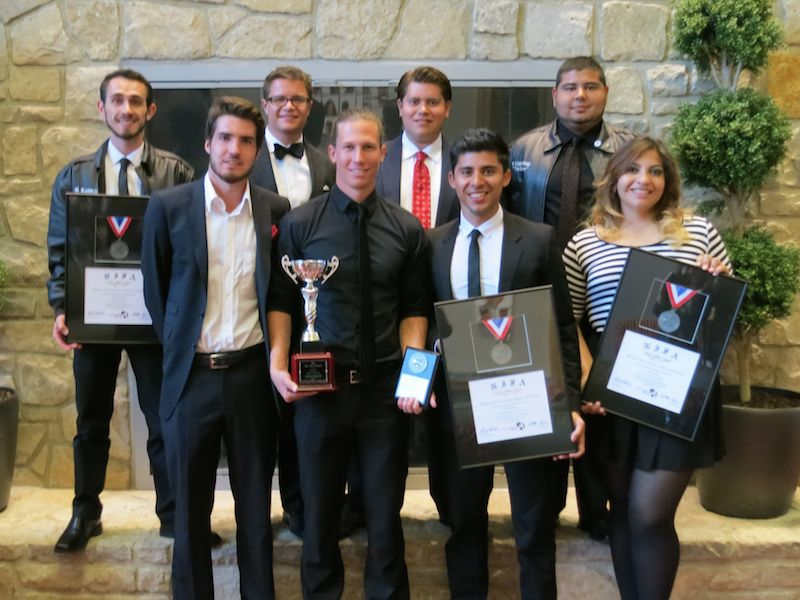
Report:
251,66,336,539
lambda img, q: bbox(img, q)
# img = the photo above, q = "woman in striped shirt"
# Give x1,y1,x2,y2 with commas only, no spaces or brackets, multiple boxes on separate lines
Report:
563,136,731,600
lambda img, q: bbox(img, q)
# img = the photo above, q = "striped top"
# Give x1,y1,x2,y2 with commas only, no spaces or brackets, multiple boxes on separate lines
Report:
562,216,731,332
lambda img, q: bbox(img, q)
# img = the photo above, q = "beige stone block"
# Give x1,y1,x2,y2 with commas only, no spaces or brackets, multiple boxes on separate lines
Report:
0,105,19,123
29,443,47,477
138,566,170,592
0,239,48,288
605,116,649,135
233,0,312,13
782,0,800,45
9,66,59,102
768,53,800,119
18,106,63,122
474,0,518,35
690,69,716,96
647,64,689,97
0,177,42,195
208,6,248,41
40,125,106,183
16,422,46,463
85,565,136,593
650,100,682,116
316,0,401,59
60,403,78,442
0,289,41,318
47,443,74,488
65,66,110,122
600,2,668,62
63,0,119,60
470,33,518,61
522,1,593,59
85,542,132,563
0,1,49,25
104,457,130,489
12,465,43,486
9,4,81,65
2,127,37,175
0,563,16,597
17,562,83,592
134,539,172,565
0,543,23,560
385,0,468,59
760,190,800,216
217,16,312,59
17,353,74,407
123,2,211,60
4,194,50,244
605,66,644,115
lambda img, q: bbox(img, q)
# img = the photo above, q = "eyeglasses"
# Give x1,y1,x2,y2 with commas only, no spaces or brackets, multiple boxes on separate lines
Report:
266,95,311,107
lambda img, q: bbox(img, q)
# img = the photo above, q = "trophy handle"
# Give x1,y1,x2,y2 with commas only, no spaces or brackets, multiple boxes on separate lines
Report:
321,256,339,285
281,255,298,284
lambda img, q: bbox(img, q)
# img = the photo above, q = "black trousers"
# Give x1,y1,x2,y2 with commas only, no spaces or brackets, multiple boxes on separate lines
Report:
72,343,173,526
164,351,277,600
439,426,565,600
294,373,410,600
277,400,303,518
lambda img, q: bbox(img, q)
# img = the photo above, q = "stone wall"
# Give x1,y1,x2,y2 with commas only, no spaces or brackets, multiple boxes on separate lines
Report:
0,0,799,489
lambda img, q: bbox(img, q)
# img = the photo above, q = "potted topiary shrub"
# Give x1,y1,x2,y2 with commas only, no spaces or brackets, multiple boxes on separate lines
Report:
670,0,800,518
0,257,18,512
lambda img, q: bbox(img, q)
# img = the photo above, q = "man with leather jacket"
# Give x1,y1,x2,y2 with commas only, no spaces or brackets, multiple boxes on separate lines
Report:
46,69,194,553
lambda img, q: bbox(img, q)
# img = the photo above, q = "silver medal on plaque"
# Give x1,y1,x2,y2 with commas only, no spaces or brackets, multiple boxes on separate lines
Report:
657,309,680,333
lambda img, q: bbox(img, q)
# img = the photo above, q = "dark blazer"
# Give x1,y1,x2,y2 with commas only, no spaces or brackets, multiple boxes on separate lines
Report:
250,139,334,198
141,179,291,419
428,211,581,409
376,135,460,226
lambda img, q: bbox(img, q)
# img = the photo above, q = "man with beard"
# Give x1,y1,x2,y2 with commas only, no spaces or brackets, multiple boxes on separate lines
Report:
142,96,289,599
47,69,194,553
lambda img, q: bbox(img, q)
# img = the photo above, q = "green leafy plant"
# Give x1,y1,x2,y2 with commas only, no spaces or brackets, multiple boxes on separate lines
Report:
671,0,798,403
724,228,800,401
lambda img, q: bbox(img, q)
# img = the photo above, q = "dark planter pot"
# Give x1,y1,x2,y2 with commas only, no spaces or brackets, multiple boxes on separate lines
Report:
0,387,18,512
696,386,800,519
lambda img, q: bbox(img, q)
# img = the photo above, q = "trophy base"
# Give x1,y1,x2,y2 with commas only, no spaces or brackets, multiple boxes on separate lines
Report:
291,351,336,392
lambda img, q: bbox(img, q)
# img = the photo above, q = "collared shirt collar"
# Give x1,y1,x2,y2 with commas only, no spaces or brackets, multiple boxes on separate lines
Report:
203,172,252,216
264,127,304,153
106,140,144,167
459,205,504,238
401,131,443,164
329,185,378,217
556,119,604,147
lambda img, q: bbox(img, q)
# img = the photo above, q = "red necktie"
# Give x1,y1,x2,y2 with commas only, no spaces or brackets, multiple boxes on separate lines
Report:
412,151,431,229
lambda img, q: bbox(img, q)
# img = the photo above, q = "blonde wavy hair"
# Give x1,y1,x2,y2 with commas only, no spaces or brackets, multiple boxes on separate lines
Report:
591,136,689,246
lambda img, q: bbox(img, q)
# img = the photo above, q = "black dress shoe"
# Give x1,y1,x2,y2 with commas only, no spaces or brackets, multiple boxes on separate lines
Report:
159,526,223,547
578,519,609,542
54,516,103,553
282,511,304,538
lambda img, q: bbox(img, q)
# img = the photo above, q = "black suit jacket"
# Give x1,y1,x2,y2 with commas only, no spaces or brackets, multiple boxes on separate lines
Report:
250,139,334,198
428,211,580,410
141,179,291,419
376,135,460,226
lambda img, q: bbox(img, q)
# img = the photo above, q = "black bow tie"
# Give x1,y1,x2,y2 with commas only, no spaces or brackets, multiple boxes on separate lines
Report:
273,142,304,160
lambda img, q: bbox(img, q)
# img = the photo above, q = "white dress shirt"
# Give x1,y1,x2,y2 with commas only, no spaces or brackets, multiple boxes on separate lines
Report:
197,174,263,352
265,128,312,209
399,131,443,226
104,141,144,195
450,207,504,300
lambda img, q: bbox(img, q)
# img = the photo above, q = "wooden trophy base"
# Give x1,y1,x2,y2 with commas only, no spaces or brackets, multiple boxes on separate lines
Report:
291,351,336,392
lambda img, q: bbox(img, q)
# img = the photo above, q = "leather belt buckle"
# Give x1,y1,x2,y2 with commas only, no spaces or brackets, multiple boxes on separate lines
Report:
349,370,361,385
208,353,230,370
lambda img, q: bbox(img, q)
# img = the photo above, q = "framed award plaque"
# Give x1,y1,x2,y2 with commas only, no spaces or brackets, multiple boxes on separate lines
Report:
583,249,747,441
434,285,576,469
65,192,157,344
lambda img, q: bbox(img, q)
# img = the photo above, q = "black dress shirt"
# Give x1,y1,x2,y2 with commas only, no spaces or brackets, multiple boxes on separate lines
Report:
543,120,604,231
270,186,431,369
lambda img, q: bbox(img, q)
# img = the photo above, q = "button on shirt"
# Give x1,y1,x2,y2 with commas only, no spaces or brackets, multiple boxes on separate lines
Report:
450,207,504,300
265,128,312,209
270,186,431,368
104,142,144,195
197,174,263,353
400,132,443,226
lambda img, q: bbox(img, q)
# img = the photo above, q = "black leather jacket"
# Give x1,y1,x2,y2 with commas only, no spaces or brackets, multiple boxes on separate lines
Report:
46,140,195,314
507,120,634,222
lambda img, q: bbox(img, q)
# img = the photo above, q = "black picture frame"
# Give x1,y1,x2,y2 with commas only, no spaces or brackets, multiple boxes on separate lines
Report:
583,249,747,441
434,285,576,468
66,193,158,344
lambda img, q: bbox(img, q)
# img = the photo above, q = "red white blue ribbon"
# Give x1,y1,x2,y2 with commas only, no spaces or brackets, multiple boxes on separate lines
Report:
666,282,697,309
483,316,513,342
106,216,132,239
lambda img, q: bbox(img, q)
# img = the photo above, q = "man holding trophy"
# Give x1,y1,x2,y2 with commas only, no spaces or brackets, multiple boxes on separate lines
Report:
268,109,431,599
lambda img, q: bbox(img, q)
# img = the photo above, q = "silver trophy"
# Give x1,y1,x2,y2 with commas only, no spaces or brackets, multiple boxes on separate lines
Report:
281,255,340,390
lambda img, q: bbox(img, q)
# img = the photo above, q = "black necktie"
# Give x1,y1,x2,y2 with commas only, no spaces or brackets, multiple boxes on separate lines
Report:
557,138,581,250
357,204,375,378
468,228,481,298
118,158,130,196
273,142,305,160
